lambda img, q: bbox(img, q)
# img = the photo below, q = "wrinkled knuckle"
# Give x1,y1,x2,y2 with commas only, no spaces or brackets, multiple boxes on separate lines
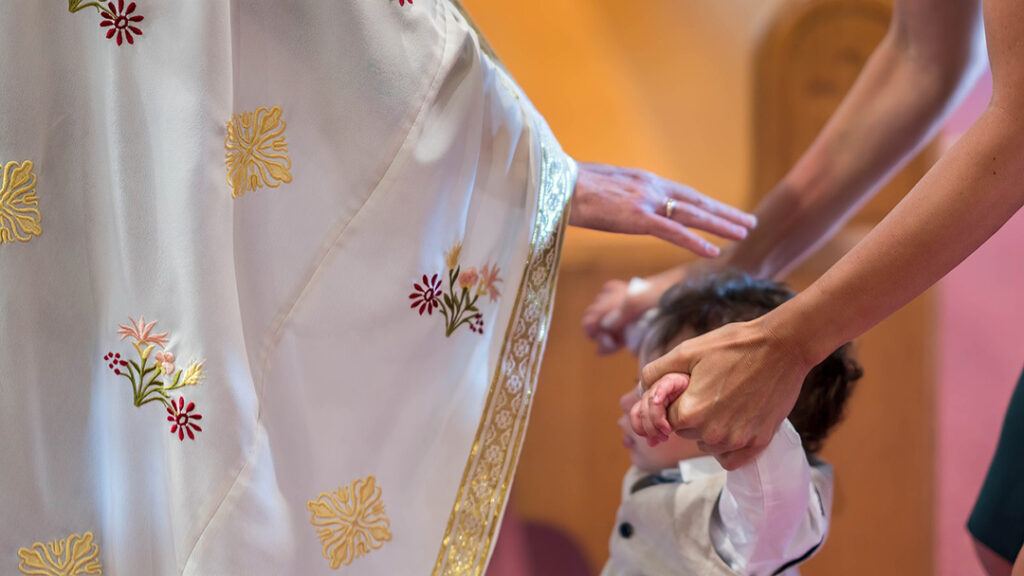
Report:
720,457,742,472
640,365,658,389
702,427,726,448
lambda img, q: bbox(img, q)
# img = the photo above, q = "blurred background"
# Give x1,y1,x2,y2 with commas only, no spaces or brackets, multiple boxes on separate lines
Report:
459,1,1024,575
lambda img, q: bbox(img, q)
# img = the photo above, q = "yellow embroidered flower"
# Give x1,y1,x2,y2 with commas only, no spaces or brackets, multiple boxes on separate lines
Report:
0,160,42,245
308,475,392,569
444,242,462,270
180,360,204,387
224,106,293,198
17,531,102,576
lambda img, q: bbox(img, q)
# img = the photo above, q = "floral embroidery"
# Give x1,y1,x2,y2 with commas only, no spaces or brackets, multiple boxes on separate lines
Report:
68,0,144,46
17,531,102,575
308,476,392,569
224,106,293,198
399,0,413,5
0,160,42,245
409,242,503,337
166,396,203,441
106,316,206,441
410,274,443,316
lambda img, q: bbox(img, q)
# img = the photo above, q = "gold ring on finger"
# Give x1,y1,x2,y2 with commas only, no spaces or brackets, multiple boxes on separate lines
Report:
664,198,676,219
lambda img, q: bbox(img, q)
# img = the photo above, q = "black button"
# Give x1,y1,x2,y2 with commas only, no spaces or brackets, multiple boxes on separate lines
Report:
618,522,634,539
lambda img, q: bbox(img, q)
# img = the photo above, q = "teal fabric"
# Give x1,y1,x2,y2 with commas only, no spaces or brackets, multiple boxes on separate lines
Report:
968,365,1024,562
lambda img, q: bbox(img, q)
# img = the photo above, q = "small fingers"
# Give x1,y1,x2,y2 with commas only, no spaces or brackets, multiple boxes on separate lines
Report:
639,390,664,443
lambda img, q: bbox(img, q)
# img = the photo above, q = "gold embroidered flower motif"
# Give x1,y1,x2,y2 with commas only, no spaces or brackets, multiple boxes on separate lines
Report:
0,160,42,245
224,106,293,198
308,475,392,569
17,531,102,576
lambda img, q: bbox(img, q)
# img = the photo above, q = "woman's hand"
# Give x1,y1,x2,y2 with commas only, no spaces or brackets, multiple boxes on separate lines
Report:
569,162,756,257
633,314,813,469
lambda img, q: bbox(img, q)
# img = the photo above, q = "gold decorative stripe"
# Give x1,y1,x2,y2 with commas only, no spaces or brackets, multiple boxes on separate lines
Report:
431,112,576,575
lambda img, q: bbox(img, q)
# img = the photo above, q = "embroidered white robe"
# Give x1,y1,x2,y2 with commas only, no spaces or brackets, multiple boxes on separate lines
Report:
0,1,574,574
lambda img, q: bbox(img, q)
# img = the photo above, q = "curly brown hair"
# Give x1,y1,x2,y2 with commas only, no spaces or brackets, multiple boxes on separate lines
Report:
643,270,862,455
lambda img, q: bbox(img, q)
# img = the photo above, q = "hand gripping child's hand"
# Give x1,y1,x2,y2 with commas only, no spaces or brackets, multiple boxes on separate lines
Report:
629,372,689,446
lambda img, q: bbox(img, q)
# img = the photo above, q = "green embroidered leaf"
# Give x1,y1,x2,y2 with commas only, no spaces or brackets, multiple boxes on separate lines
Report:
443,293,453,310
129,360,142,375
68,0,107,14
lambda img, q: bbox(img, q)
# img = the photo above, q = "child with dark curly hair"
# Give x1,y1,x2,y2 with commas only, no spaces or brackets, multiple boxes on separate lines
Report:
603,272,862,576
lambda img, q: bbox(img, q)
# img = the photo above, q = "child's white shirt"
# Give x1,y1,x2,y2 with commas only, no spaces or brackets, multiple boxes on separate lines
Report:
603,418,832,575
710,418,830,574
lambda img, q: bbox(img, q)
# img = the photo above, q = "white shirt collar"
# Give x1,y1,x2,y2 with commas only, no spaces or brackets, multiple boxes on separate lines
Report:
675,455,724,482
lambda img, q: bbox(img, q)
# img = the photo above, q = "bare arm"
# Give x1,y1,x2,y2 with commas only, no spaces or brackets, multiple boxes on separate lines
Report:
727,0,986,279
584,0,986,348
637,0,1024,469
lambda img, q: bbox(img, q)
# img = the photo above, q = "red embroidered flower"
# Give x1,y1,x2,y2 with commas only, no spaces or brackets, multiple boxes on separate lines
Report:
166,396,203,441
469,313,484,334
399,0,413,5
409,273,443,316
103,351,127,375
100,1,144,46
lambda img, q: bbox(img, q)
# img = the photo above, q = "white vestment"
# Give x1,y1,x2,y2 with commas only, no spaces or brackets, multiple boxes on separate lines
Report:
0,1,575,574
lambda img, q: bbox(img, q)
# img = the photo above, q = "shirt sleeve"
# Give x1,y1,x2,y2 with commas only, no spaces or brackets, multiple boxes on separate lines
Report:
709,419,828,575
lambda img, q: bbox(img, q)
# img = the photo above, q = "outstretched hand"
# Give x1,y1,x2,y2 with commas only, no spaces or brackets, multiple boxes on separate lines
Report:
569,162,756,258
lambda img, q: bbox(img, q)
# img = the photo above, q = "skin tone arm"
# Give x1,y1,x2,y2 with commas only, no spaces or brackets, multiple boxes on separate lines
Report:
635,0,1024,470
583,0,986,353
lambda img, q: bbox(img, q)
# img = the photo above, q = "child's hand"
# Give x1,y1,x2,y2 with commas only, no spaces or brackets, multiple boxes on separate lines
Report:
629,372,689,445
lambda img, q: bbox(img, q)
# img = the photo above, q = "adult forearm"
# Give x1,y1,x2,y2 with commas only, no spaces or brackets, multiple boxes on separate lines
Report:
726,33,983,279
768,104,1024,365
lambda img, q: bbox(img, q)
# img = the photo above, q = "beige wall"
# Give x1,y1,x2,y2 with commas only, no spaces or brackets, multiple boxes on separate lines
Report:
464,0,787,213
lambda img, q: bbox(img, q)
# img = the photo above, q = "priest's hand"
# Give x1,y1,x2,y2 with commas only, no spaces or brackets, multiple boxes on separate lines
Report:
569,162,756,258
632,315,811,470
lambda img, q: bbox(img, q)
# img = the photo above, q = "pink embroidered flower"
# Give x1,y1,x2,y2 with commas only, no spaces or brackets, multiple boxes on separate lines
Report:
399,0,413,6
479,264,503,302
409,274,442,316
154,351,175,375
100,1,144,46
166,396,203,441
458,267,479,289
469,313,484,334
117,316,169,347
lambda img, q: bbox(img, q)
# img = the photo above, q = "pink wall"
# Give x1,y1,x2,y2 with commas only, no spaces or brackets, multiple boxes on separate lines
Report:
937,69,1024,575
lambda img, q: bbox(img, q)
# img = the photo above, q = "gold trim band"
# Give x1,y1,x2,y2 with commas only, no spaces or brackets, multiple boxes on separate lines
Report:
431,103,576,575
